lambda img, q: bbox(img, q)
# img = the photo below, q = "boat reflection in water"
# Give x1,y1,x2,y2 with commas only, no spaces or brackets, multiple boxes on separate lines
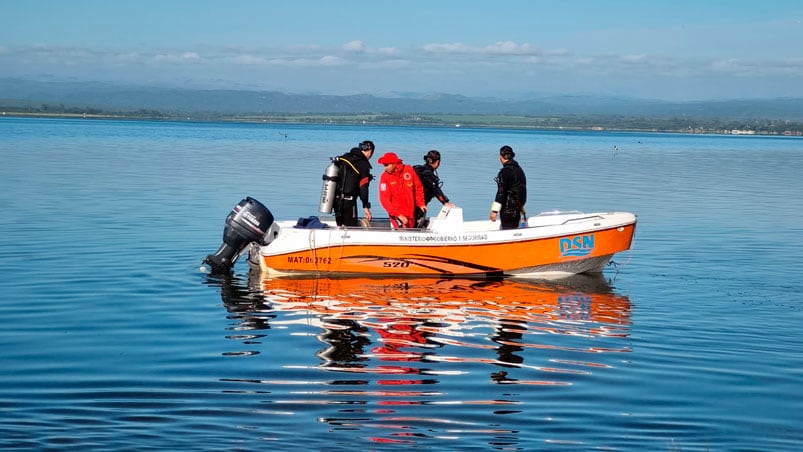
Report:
211,272,631,446
215,272,632,380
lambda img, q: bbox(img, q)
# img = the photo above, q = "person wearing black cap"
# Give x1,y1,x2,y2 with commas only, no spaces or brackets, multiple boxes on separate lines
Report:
490,145,527,230
414,150,455,209
334,140,374,227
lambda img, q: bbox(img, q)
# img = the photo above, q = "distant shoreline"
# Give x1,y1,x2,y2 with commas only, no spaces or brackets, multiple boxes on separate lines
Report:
2,110,802,137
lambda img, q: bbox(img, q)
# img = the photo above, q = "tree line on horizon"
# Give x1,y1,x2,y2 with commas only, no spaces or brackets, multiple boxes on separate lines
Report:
3,102,803,136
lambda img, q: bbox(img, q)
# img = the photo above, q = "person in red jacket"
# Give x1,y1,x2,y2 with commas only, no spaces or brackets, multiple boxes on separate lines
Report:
377,152,426,228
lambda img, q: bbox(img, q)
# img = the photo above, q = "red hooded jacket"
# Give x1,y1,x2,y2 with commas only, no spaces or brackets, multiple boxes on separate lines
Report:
378,164,425,228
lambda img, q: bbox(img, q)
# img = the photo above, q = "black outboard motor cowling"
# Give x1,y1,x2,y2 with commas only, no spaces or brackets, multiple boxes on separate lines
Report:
204,197,274,274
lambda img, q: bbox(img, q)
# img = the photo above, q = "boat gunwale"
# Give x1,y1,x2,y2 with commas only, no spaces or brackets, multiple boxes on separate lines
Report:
261,213,637,255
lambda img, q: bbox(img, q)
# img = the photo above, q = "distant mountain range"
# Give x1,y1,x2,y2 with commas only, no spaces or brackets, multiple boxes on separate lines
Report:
2,77,802,121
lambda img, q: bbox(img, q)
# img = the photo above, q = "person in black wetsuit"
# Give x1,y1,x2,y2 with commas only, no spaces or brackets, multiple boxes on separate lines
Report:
414,150,455,210
490,145,527,230
334,140,374,227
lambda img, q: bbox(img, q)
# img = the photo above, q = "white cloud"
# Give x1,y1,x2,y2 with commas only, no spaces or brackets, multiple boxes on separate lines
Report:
30,44,94,59
320,55,346,66
709,57,803,77
180,52,200,61
374,47,399,56
620,54,647,63
3,40,802,99
343,40,366,53
423,41,542,56
231,54,266,65
115,52,142,63
422,43,473,54
260,55,347,67
342,41,399,57
545,48,570,57
483,41,539,55
153,52,202,63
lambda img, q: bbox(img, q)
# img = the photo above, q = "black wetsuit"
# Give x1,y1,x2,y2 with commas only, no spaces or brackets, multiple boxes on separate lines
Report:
413,164,450,207
494,159,527,230
334,148,373,226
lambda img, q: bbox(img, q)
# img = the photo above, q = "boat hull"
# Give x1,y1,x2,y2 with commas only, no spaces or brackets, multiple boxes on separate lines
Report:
250,210,636,278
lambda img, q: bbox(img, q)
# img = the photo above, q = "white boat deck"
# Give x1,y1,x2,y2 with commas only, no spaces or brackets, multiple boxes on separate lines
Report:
282,206,630,238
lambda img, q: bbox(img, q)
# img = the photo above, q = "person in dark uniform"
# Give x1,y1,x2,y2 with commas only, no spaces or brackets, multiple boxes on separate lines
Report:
414,150,455,209
334,140,374,227
490,145,527,230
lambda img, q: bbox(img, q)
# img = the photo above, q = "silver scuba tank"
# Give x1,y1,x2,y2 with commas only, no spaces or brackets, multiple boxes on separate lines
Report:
319,158,340,213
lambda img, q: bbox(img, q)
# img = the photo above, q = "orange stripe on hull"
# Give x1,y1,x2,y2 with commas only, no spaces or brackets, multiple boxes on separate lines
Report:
260,223,635,276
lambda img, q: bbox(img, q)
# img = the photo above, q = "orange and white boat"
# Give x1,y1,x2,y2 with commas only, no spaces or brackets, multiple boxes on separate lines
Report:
204,197,636,278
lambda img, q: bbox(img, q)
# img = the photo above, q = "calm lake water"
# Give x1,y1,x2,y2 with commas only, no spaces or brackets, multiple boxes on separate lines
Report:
1,117,802,450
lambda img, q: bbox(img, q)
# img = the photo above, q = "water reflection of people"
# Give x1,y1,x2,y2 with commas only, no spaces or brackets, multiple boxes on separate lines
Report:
217,273,630,384
491,320,526,366
316,317,370,367
371,318,436,361
484,274,630,383
312,280,445,379
209,273,631,447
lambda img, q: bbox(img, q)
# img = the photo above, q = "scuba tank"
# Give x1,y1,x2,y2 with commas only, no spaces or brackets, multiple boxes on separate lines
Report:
319,157,340,213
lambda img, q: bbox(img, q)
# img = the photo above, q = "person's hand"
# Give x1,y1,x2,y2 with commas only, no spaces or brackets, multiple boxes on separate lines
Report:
363,207,372,222
445,202,455,208
398,214,408,226
490,211,498,222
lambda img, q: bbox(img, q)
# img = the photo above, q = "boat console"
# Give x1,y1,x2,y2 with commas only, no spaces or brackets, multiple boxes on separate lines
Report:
427,205,464,233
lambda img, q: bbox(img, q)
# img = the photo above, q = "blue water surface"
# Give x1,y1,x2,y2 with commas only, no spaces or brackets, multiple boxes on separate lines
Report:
1,117,802,450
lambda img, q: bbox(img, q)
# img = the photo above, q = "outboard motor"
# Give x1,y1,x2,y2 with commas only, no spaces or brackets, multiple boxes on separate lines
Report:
319,158,339,214
204,197,274,274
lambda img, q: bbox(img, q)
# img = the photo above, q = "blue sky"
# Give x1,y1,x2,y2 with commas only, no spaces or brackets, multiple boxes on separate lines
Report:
1,0,802,100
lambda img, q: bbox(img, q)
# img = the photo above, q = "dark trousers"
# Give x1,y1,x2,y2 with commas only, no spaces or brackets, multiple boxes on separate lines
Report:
335,197,357,226
500,210,521,230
